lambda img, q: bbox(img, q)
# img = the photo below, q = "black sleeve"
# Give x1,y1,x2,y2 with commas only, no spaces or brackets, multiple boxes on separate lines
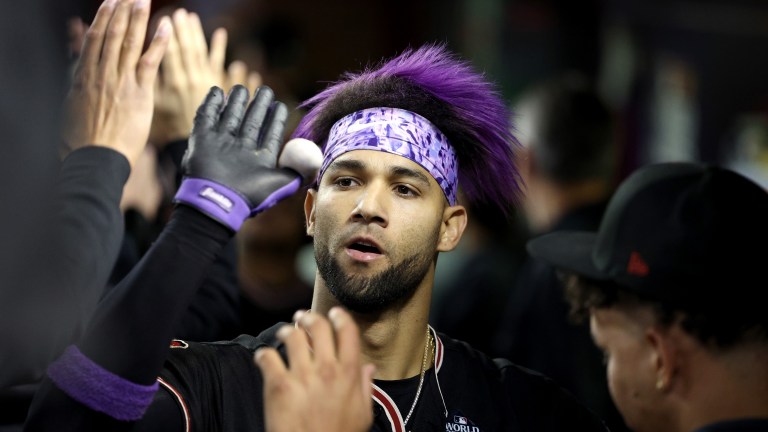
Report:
24,206,233,431
496,358,610,432
160,137,244,343
172,237,242,342
81,206,232,384
0,146,130,388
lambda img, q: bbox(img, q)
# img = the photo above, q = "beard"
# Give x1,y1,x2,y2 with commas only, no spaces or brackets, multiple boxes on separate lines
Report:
314,245,433,314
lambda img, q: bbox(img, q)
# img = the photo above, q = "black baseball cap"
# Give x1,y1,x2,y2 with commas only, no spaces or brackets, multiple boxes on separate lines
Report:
527,162,768,307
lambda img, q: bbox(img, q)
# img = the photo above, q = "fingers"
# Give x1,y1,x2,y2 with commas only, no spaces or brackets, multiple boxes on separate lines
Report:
188,13,209,68
208,28,227,74
137,16,171,87
99,0,134,81
193,87,225,132
239,86,274,149
219,85,250,134
117,0,150,73
278,323,312,372
247,71,263,95
260,102,288,154
254,347,288,387
160,18,183,83
296,311,336,365
67,17,88,58
330,307,362,369
173,9,204,72
226,60,247,90
76,0,117,83
361,363,376,401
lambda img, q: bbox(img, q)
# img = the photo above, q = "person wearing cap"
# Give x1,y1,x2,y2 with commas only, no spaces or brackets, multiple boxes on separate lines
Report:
24,44,607,432
528,162,768,432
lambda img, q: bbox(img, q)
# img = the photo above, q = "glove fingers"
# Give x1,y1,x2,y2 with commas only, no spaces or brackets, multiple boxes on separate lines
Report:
219,85,250,135
239,86,274,150
259,101,288,156
193,87,225,133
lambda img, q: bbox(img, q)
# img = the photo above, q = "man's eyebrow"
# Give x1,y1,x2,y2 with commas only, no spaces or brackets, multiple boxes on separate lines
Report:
327,159,366,172
391,166,431,187
326,158,432,187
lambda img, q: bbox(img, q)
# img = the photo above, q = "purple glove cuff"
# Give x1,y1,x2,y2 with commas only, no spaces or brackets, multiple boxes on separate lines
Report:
251,177,302,215
47,345,159,421
174,178,251,231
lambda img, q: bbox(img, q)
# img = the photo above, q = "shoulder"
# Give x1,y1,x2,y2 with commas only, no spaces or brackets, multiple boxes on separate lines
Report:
495,358,608,431
164,323,287,371
437,332,607,432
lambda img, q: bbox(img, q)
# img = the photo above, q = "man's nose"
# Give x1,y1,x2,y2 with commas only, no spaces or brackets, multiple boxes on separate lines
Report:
350,183,388,227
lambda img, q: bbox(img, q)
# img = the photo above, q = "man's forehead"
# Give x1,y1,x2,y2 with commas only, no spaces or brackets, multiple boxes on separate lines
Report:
326,150,433,180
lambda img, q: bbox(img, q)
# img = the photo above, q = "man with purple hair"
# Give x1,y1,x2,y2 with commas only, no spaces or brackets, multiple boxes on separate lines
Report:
25,44,607,431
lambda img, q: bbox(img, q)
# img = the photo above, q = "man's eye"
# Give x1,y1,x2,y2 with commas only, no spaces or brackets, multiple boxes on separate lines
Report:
395,185,417,196
336,178,355,187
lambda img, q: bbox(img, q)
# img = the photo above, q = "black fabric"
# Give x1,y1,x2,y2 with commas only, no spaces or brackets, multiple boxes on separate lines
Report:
493,200,629,432
24,206,233,431
693,419,768,432
1,147,129,429
149,327,606,432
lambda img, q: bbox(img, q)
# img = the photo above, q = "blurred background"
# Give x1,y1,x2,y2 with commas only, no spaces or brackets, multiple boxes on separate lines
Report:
61,0,768,191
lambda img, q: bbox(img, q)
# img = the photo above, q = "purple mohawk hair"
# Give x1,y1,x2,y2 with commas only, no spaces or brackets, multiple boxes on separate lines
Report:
292,43,522,216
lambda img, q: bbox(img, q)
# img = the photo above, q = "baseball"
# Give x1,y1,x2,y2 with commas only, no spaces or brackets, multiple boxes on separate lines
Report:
277,138,323,180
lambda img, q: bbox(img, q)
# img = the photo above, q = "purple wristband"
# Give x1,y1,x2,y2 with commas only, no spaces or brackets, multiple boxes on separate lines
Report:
174,178,251,231
47,345,159,421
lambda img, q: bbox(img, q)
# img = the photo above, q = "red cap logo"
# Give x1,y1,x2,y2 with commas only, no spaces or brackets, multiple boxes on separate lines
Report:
627,251,649,276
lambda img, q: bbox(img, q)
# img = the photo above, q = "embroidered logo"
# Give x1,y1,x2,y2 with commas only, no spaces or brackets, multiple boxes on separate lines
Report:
199,186,233,212
627,251,649,277
446,410,480,432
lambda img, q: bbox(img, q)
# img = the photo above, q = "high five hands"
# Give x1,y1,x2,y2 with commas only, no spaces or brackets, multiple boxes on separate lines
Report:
62,0,170,167
151,9,262,144
255,308,376,432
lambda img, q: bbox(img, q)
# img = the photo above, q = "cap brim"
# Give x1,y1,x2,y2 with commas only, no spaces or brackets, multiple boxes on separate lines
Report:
526,231,608,280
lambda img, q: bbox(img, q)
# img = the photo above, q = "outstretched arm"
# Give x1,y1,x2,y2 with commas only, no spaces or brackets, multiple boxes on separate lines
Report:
26,84,304,432
0,0,169,389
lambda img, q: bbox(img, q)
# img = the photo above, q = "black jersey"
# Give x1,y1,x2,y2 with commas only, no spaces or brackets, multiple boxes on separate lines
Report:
155,324,607,432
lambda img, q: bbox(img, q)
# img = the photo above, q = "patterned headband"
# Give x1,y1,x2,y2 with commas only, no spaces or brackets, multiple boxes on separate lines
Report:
318,107,459,205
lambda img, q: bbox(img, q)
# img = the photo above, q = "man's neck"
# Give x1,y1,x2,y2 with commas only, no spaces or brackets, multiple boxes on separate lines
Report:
676,346,768,432
310,278,434,381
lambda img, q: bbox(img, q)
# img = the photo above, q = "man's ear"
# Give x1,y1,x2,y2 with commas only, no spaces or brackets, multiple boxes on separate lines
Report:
437,204,467,252
304,189,317,237
645,326,678,392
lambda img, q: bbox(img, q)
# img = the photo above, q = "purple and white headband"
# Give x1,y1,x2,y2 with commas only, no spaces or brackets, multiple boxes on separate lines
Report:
318,107,459,205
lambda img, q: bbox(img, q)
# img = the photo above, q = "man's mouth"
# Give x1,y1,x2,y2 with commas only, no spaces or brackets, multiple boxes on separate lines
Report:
345,238,384,262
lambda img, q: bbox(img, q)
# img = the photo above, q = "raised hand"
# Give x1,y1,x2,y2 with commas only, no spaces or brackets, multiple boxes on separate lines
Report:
62,0,170,167
173,85,300,231
151,9,261,144
255,308,375,432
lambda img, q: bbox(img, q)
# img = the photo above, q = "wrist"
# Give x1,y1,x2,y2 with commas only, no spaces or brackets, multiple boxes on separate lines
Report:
174,177,251,231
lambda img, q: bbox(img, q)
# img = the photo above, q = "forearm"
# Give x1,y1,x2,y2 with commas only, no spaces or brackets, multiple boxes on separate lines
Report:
79,206,232,384
0,146,130,388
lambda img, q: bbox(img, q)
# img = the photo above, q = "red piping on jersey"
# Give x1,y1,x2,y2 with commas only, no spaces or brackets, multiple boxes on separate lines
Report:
372,384,405,432
157,377,191,432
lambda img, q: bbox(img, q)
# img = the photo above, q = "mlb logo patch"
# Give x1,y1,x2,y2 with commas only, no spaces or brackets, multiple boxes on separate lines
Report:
446,409,480,432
